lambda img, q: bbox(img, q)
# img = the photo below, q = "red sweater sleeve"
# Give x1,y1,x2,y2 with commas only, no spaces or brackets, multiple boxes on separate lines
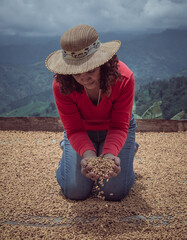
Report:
53,80,96,156
102,73,135,156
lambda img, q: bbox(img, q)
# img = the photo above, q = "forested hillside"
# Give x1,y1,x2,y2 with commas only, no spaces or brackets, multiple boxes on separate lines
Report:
1,76,186,120
0,63,53,114
135,76,187,119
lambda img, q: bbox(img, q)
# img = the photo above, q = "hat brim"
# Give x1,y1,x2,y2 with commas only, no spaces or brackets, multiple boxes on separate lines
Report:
45,40,121,75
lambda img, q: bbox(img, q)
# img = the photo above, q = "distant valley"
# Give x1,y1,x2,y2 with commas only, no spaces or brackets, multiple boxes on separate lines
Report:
0,29,187,119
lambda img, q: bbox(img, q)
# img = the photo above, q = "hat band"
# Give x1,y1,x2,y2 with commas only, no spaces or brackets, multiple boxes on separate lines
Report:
62,38,101,60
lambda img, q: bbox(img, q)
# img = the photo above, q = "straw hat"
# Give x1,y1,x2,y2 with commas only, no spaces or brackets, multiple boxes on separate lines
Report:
45,25,121,75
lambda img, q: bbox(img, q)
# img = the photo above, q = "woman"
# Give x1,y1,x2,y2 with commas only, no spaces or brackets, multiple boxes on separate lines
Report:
45,24,137,201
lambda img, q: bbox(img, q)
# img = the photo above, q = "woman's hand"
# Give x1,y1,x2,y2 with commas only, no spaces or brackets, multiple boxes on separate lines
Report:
81,150,99,181
81,151,121,181
102,153,121,179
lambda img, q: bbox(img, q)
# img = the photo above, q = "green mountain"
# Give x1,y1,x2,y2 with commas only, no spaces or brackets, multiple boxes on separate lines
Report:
0,29,187,88
0,62,53,113
4,101,58,117
0,86,56,117
135,76,187,119
1,76,186,120
0,29,187,119
122,29,187,83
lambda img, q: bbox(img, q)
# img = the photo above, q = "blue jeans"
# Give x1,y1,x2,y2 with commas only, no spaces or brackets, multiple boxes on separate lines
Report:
56,114,137,201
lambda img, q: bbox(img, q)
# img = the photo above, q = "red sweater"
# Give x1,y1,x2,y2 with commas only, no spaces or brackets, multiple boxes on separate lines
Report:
53,61,135,157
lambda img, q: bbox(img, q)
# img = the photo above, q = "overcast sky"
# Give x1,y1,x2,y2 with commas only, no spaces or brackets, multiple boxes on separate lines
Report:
0,0,187,36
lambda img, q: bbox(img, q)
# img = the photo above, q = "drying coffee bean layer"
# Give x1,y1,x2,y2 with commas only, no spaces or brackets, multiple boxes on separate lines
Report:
0,130,186,239
87,156,114,179
87,156,115,200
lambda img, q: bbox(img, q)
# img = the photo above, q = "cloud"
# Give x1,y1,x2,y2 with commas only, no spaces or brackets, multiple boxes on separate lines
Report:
143,0,187,25
0,0,187,36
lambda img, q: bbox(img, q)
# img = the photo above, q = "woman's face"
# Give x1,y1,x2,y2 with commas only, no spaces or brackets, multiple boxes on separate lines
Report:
72,67,100,90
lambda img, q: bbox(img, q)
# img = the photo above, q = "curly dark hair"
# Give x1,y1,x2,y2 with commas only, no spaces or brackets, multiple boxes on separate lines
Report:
55,55,122,96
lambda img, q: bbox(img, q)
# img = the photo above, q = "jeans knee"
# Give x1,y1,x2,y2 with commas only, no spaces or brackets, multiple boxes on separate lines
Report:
100,178,135,201
62,185,93,201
